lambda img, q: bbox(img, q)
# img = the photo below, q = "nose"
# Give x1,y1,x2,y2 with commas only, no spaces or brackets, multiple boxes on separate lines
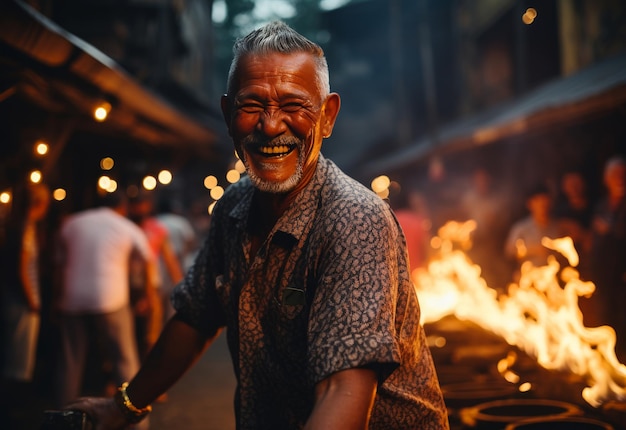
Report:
256,108,286,137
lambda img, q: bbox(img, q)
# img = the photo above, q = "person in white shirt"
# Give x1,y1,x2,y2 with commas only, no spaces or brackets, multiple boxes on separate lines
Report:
53,190,160,409
504,183,568,276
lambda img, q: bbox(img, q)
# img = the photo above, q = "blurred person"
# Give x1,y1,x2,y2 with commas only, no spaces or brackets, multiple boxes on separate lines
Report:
188,197,212,243
155,197,196,321
553,170,593,278
389,187,431,276
0,182,50,428
65,21,449,429
588,156,626,355
553,170,593,228
53,190,159,412
460,167,513,291
504,183,568,274
128,192,183,358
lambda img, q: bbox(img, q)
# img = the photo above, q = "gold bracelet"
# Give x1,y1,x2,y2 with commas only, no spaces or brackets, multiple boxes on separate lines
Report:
114,382,152,423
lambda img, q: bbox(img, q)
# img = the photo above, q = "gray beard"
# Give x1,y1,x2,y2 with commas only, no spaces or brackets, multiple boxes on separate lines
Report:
244,153,304,193
240,135,306,193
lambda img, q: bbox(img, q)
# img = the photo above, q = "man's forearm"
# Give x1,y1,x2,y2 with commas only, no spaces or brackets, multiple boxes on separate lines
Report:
125,317,218,408
305,367,377,430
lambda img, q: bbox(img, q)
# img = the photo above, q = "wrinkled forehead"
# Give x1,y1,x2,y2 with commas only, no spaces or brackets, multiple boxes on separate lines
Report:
231,52,323,95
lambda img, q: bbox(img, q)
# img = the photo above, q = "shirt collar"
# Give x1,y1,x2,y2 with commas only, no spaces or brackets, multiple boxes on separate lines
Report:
228,154,329,241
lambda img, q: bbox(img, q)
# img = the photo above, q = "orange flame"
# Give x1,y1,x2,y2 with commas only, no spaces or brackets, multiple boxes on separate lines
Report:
415,220,626,407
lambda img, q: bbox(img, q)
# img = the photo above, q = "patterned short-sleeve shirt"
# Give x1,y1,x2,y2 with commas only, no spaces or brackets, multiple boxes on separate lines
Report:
172,155,449,429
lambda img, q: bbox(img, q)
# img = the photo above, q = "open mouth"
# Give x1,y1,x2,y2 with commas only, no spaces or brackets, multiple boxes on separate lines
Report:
253,144,297,157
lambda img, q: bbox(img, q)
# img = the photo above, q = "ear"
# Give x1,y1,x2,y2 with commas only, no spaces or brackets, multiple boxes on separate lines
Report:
220,94,233,136
320,93,341,138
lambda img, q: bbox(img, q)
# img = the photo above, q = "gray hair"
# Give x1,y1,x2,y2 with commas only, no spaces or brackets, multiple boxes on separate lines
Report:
226,21,330,98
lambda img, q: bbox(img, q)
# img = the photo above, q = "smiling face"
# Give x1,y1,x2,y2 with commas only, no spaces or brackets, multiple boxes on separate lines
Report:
221,51,340,195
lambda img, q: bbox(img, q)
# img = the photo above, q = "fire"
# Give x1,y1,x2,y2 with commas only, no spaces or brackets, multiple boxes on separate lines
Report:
415,220,626,407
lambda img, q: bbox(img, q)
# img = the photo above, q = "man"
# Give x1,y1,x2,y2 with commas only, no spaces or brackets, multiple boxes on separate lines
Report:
54,191,160,410
389,187,431,275
67,21,449,429
589,156,626,357
504,183,567,270
1,182,50,428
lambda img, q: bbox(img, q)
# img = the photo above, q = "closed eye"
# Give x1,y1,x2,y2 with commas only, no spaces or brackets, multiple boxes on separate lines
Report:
238,103,264,114
281,102,304,113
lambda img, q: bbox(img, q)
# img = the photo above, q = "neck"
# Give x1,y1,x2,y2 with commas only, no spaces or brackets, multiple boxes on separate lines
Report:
252,190,292,230
247,192,291,259
253,159,317,224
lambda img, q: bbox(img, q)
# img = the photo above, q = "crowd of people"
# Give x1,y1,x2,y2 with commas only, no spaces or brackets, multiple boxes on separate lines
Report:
0,186,200,429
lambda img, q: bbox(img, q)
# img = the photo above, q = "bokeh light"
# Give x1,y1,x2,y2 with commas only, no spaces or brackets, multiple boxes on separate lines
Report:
204,175,218,189
30,170,42,184
93,101,112,122
53,188,67,201
158,169,173,185
226,169,240,184
106,179,118,193
370,175,390,193
522,7,537,24
35,141,49,156
98,175,111,190
143,175,157,190
0,191,11,204
100,157,114,170
210,185,224,200
235,159,246,173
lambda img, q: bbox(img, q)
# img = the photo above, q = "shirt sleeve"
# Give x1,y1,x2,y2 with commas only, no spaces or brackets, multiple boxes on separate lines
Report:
307,200,403,384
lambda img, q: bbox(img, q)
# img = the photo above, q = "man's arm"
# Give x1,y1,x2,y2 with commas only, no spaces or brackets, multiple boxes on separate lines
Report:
65,318,219,429
304,367,378,430
125,317,215,407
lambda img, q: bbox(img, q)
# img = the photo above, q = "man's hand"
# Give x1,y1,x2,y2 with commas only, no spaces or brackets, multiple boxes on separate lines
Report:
64,397,130,430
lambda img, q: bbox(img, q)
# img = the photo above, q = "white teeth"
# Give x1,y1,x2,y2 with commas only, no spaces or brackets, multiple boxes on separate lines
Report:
259,145,290,155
